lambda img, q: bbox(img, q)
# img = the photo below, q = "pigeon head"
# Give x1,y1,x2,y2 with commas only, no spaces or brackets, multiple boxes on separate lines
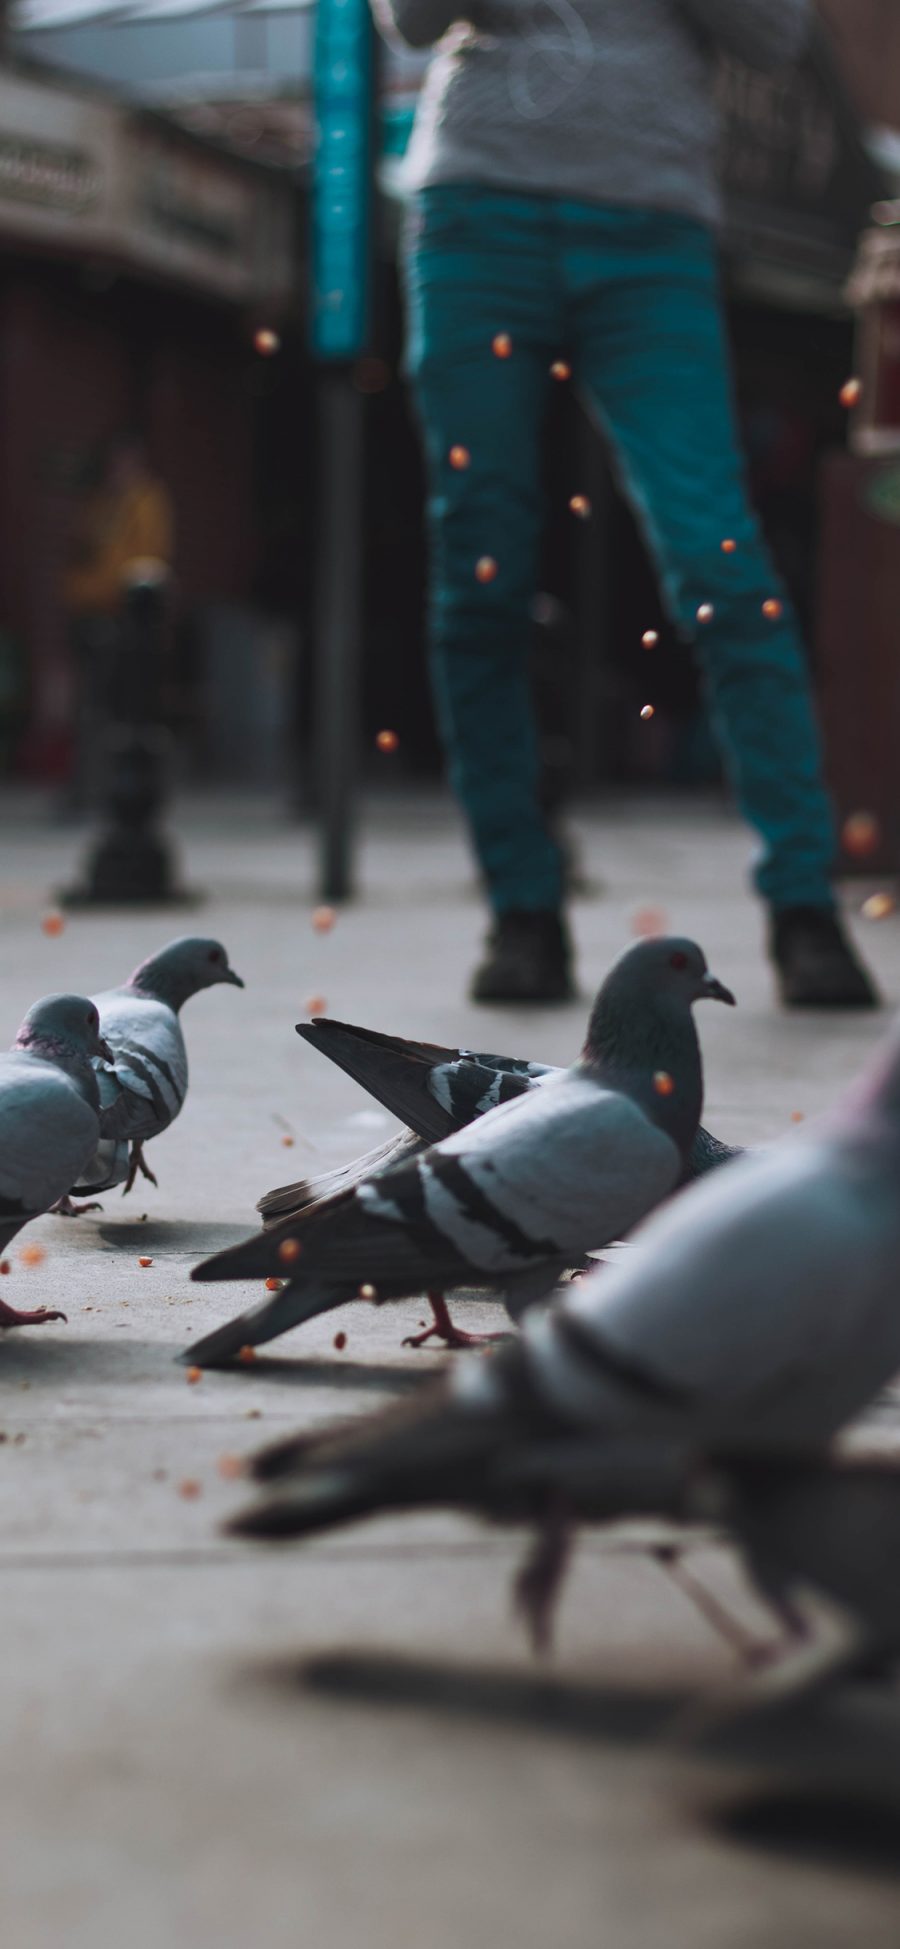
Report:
580,937,735,1161
583,937,735,1057
128,938,244,1010
15,994,113,1066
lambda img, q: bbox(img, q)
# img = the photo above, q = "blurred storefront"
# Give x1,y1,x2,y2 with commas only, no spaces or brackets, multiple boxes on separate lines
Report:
5,3,899,798
0,60,301,777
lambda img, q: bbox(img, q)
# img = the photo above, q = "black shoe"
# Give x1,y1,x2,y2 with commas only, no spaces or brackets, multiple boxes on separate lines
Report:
769,905,880,1009
470,910,575,1004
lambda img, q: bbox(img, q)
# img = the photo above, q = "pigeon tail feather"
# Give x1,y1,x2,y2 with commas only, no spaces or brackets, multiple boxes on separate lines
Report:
230,1386,525,1537
191,1222,294,1283
257,1132,423,1227
296,1019,459,1144
181,1274,348,1367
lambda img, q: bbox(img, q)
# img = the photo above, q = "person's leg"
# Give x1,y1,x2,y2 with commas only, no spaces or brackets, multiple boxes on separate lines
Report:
564,205,875,1005
404,186,573,998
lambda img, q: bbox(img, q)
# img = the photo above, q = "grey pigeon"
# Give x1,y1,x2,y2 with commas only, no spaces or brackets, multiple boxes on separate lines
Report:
67,937,244,1205
226,1014,900,1645
0,995,111,1327
694,1456,900,1692
258,1003,742,1231
187,937,734,1362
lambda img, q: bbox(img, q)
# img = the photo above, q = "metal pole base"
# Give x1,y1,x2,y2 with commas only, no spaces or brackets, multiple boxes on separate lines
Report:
61,825,196,909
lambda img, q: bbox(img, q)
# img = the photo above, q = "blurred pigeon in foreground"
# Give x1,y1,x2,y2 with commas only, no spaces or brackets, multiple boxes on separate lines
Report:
0,995,111,1327
259,1003,743,1229
63,937,243,1209
227,1015,900,1646
688,1456,900,1697
187,938,734,1361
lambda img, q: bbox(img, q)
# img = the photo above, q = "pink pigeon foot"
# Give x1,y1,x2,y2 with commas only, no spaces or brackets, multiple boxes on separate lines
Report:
52,1195,103,1217
124,1142,158,1195
0,1298,68,1328
402,1291,510,1351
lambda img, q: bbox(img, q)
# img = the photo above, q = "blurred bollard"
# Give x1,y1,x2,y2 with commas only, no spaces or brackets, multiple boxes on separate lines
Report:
63,561,192,906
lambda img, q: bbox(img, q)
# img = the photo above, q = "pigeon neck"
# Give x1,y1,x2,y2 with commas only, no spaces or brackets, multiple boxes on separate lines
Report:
582,995,703,1161
17,1035,101,1111
128,961,189,1012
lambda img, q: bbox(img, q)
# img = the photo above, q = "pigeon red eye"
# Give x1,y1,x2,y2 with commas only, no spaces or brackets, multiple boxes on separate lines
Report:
669,951,688,970
208,951,221,963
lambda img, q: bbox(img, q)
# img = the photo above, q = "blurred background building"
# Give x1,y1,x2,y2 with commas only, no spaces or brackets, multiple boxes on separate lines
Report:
1,0,899,839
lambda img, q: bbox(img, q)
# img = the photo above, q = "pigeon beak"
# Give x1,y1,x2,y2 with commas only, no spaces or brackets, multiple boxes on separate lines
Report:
701,974,736,1007
97,1037,115,1063
222,969,245,988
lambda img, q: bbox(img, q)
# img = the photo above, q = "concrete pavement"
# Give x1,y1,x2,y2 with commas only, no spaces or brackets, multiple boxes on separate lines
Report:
2,785,900,1948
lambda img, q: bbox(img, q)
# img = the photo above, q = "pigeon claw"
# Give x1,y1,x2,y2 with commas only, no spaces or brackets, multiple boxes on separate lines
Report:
402,1292,509,1352
123,1143,159,1195
513,1499,573,1657
0,1300,68,1329
52,1195,104,1217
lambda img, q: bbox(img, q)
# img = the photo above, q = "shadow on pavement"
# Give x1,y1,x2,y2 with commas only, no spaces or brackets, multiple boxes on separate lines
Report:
712,1787,900,1882
196,1353,430,1392
0,1335,185,1386
293,1649,686,1746
96,1220,257,1253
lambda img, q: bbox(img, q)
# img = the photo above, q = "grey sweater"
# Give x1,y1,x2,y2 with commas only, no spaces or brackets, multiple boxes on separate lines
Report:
372,0,811,225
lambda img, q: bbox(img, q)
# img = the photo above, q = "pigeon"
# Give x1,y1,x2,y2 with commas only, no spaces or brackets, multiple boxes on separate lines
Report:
226,1012,900,1647
186,937,735,1362
257,1002,742,1231
64,937,244,1206
0,994,112,1327
694,1456,900,1692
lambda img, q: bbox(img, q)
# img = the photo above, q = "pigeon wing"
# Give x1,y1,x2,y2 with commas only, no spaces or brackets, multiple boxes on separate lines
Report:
0,1054,99,1215
421,1074,682,1272
95,989,188,1141
548,1139,900,1447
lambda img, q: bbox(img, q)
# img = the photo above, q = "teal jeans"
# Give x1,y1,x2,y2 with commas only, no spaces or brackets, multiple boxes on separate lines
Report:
403,185,836,914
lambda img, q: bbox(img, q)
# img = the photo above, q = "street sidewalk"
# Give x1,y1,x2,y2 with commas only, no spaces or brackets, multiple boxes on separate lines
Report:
2,785,899,1949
